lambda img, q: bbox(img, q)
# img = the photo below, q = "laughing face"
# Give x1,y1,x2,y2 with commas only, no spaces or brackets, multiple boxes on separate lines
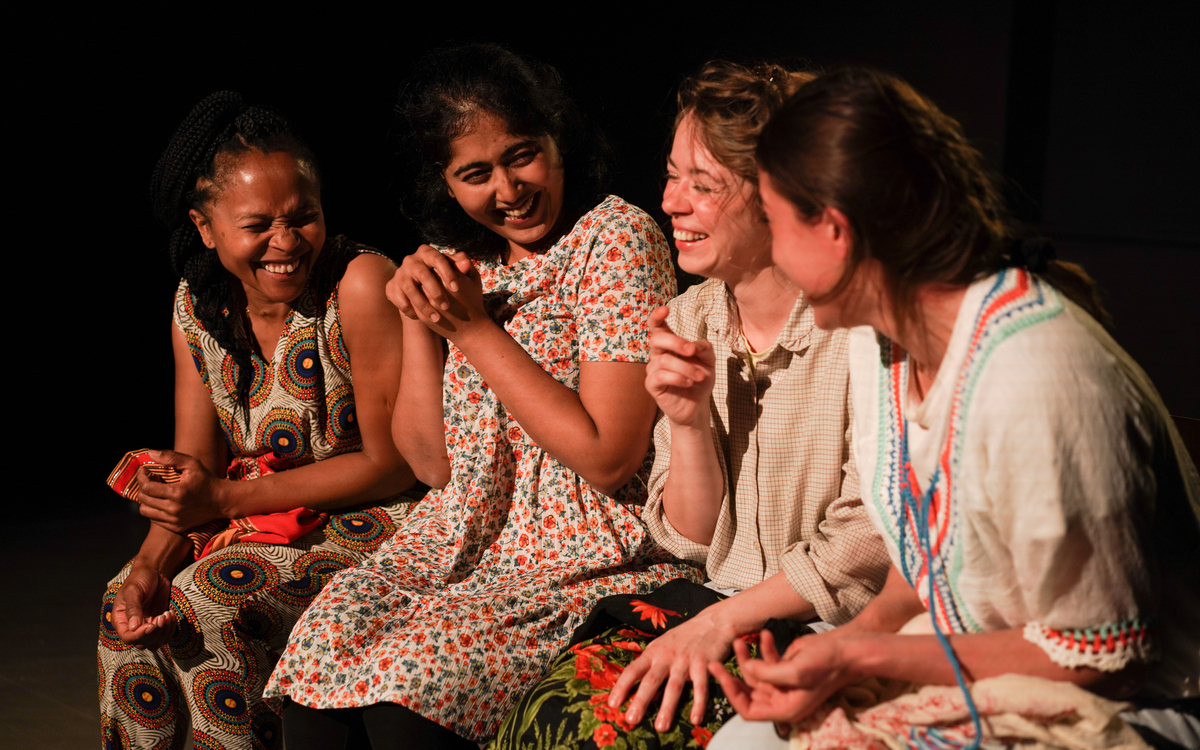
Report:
190,150,325,311
443,111,566,263
661,114,771,283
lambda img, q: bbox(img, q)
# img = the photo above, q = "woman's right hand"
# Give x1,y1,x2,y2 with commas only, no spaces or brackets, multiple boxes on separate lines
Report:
386,244,473,323
112,561,177,649
644,306,716,429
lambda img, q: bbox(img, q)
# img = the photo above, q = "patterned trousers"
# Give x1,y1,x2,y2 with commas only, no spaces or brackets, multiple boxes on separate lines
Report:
98,500,415,750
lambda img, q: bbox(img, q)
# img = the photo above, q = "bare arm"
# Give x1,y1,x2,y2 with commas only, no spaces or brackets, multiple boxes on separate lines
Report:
711,566,1129,725
391,313,450,487
137,254,415,530
643,306,725,543
391,246,657,495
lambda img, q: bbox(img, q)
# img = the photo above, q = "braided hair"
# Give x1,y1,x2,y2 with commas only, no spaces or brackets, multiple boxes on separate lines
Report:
150,91,319,412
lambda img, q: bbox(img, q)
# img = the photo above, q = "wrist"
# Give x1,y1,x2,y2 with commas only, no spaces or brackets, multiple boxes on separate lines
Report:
448,315,499,350
708,597,763,641
838,633,885,681
214,479,241,519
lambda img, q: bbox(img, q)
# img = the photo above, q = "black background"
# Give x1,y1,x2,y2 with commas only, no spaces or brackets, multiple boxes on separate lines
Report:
11,0,1198,521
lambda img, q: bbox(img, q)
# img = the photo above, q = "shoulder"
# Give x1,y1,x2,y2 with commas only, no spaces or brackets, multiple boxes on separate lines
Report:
572,195,666,244
339,251,398,297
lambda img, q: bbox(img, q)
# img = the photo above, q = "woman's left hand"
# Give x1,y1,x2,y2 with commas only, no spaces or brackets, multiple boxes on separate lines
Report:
708,629,858,726
609,611,736,731
135,450,230,533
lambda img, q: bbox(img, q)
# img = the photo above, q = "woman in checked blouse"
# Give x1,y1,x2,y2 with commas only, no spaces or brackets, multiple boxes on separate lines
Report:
494,61,889,750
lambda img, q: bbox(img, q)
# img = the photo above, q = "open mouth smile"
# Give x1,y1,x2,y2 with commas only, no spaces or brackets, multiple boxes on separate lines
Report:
502,192,540,222
673,229,709,242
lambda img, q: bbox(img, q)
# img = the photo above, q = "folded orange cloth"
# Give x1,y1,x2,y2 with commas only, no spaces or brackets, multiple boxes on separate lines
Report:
107,449,327,560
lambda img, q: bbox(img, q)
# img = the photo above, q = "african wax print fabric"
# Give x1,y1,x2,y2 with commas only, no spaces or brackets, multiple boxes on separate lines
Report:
98,238,416,750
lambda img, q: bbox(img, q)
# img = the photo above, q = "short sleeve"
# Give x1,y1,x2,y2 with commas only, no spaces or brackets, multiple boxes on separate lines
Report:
972,321,1158,671
574,203,676,363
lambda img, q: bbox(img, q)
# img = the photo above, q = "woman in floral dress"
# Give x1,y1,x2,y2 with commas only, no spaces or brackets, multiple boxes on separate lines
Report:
265,44,700,748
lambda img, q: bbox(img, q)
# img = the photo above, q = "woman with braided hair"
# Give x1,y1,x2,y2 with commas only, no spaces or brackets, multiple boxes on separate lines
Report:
98,91,416,750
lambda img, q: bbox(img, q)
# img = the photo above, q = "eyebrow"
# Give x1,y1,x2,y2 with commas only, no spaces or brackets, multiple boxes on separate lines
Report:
452,139,539,178
666,157,715,179
235,203,319,222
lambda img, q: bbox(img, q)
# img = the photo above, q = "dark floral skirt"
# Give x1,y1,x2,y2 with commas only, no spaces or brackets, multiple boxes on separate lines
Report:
491,579,812,750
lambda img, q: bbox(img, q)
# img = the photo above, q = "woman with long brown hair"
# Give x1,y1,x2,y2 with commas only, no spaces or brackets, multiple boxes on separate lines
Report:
709,66,1200,749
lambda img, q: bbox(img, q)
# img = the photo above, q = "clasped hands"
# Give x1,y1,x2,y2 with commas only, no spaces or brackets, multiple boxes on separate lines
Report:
386,244,490,341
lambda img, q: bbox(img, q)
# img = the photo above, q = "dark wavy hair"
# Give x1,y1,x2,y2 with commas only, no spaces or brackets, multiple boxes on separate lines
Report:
757,66,1108,336
395,43,612,260
151,91,320,411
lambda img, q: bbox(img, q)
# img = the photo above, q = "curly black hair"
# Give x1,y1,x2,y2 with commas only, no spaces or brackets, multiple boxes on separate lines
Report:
150,91,319,412
395,44,612,260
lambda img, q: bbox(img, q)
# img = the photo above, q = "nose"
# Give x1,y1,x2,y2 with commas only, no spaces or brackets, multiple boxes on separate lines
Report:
494,168,521,204
271,227,301,253
661,178,688,216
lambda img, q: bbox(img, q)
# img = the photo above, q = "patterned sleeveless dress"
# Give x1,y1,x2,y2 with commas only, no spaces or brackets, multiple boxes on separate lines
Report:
98,237,416,750
264,196,703,742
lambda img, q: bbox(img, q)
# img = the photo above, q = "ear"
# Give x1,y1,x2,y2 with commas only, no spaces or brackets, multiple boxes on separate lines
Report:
446,185,456,199
823,206,852,261
189,209,217,249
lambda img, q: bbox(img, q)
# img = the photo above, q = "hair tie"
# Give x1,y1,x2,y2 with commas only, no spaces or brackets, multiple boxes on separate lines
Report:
1007,237,1056,273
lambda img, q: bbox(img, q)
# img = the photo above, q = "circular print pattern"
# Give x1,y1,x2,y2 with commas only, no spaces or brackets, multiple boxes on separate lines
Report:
191,729,224,750
100,582,133,652
216,405,244,452
193,669,251,736
186,330,208,387
254,407,308,461
325,508,397,552
102,712,132,750
279,326,320,400
276,549,356,608
329,317,351,373
252,702,285,750
193,553,279,608
233,598,285,643
220,353,272,409
113,663,173,729
166,586,204,661
323,383,360,449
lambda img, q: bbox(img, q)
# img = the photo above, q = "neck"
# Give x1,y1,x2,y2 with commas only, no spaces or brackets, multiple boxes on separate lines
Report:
728,264,801,351
872,283,966,387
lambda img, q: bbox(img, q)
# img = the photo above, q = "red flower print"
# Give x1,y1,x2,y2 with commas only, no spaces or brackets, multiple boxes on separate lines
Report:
692,726,713,747
354,680,368,695
616,232,631,246
594,723,618,748
542,515,556,529
508,427,523,441
619,304,633,318
606,247,622,261
629,599,679,629
572,644,624,690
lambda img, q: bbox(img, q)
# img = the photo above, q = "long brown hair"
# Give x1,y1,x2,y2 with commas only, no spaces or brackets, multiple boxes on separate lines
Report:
756,66,1108,334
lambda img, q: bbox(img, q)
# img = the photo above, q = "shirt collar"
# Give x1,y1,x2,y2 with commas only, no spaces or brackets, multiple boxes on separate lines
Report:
709,283,815,353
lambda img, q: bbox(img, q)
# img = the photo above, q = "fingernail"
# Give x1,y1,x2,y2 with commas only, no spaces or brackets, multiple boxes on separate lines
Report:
129,617,140,629
441,302,450,310
430,313,440,322
450,283,459,292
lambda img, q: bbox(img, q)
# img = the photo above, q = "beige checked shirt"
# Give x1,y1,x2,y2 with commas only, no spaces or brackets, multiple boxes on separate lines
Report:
644,279,889,625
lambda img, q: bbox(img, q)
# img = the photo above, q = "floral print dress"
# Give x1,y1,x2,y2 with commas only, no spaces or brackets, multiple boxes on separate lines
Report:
264,196,702,741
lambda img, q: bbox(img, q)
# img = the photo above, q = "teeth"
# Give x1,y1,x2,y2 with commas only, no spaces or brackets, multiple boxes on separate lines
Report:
673,230,709,242
264,262,297,274
504,194,536,219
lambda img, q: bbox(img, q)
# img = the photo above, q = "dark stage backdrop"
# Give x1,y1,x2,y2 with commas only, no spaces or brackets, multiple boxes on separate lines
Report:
12,0,1197,520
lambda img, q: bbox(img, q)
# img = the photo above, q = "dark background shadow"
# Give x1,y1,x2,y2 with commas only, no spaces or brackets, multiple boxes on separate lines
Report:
4,0,1198,744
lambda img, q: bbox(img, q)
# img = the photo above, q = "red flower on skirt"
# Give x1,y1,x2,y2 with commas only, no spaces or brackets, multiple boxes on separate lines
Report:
629,599,680,630
594,723,618,747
